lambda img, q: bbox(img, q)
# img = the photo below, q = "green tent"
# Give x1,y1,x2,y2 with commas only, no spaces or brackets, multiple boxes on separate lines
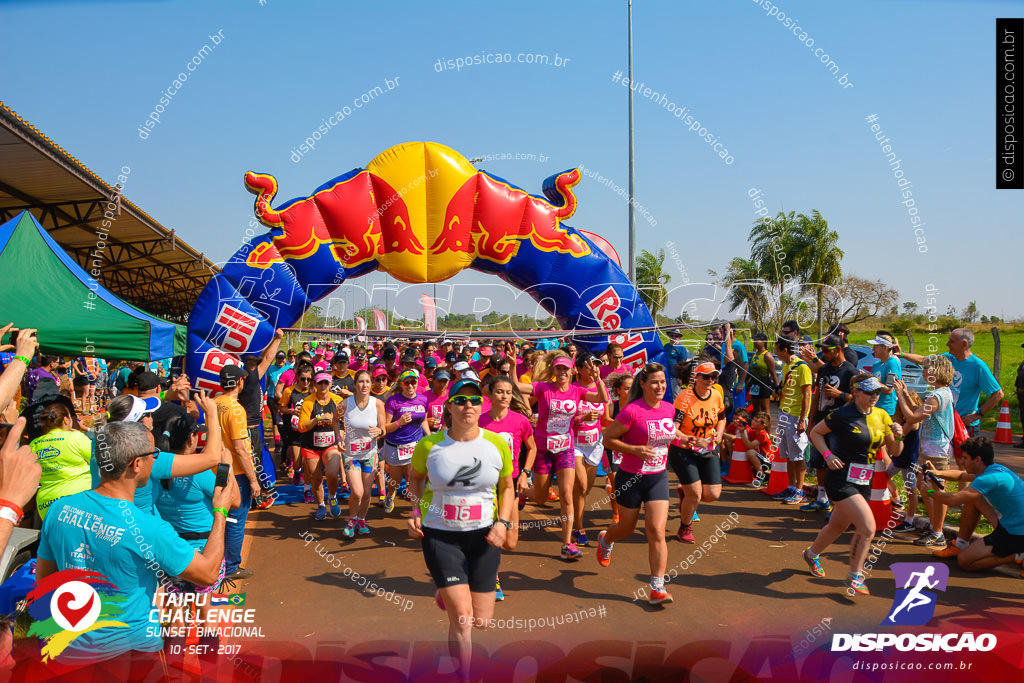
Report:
0,211,186,359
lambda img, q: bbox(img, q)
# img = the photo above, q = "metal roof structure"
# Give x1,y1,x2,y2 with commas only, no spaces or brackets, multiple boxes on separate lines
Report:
0,101,217,321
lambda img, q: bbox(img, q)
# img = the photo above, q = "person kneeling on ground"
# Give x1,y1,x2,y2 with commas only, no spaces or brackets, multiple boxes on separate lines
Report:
924,436,1024,575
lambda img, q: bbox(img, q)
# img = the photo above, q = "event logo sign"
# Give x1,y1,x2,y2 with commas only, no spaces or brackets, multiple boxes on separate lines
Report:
25,569,128,662
884,562,949,626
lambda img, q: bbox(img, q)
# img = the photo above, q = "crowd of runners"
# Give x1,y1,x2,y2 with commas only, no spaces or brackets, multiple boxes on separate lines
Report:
0,320,1022,673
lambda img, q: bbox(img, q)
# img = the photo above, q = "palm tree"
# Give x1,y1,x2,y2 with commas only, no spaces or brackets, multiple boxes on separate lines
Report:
635,248,671,319
718,257,770,332
791,210,843,340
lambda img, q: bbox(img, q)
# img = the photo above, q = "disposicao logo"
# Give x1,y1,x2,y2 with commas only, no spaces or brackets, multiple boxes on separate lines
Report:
884,562,948,626
832,562,997,653
25,569,128,662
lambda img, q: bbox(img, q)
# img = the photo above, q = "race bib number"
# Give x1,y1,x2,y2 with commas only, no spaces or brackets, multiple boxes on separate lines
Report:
577,427,600,445
349,437,372,454
611,451,624,465
441,494,486,529
290,415,299,430
750,385,760,397
547,416,571,435
430,405,444,420
397,442,416,460
641,446,668,474
312,431,335,448
546,433,571,453
499,432,514,452
847,463,872,485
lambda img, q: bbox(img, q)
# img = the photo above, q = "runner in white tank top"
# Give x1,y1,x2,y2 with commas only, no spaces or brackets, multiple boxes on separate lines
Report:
340,370,386,538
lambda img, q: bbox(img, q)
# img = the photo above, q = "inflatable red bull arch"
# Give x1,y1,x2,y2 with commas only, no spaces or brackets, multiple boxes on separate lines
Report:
185,142,667,391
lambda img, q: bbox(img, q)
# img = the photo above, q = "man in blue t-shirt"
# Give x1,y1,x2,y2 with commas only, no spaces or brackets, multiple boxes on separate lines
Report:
36,421,232,664
924,437,1024,571
897,328,1003,436
867,332,901,416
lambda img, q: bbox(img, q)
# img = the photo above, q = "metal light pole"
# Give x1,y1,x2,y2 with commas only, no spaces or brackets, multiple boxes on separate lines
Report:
627,0,636,284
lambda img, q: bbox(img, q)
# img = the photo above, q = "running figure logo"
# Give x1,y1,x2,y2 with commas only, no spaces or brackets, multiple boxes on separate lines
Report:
884,562,949,626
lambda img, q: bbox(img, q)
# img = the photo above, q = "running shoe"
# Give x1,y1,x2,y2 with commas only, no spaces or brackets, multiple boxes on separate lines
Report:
342,520,356,538
892,520,916,533
384,493,395,513
356,519,370,536
914,531,946,547
495,580,504,602
891,498,905,511
303,490,315,504
802,547,825,577
286,465,294,479
561,543,583,561
692,511,700,522
255,496,275,510
677,524,695,544
771,487,795,501
330,500,341,518
845,573,870,596
518,491,527,511
784,491,807,505
548,487,560,502
338,484,350,501
573,530,589,546
435,591,446,611
315,504,326,521
596,531,613,567
648,589,674,605
932,542,962,558
800,500,832,513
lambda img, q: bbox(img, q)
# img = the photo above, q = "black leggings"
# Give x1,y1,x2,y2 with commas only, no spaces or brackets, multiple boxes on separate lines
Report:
668,445,721,486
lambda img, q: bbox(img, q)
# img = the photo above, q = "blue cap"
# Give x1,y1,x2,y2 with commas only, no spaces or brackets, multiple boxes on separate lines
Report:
448,378,482,398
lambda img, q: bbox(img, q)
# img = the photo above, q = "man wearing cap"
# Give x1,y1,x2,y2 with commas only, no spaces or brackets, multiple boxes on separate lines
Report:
774,338,813,505
896,328,1003,438
330,352,356,398
215,364,260,582
665,330,691,387
238,330,285,510
866,331,901,417
802,335,858,513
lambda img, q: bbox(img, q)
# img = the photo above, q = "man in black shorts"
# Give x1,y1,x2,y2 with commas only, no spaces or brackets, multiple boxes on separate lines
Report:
802,335,857,513
925,437,1024,574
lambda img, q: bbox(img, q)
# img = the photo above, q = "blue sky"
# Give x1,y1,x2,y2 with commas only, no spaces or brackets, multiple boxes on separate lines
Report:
1,0,1021,324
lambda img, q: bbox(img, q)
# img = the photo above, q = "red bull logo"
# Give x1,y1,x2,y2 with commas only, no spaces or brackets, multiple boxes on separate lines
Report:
242,142,589,282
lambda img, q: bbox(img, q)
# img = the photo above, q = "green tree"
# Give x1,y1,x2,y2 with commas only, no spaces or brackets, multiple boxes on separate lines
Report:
635,249,671,319
715,257,771,333
790,210,843,340
903,302,918,316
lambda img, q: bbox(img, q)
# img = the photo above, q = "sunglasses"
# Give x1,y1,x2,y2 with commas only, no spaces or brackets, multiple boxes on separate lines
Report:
131,447,160,462
297,377,312,383
448,395,483,406
402,379,417,385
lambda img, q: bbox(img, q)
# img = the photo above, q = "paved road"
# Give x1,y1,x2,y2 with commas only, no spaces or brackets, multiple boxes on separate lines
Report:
224,455,1023,678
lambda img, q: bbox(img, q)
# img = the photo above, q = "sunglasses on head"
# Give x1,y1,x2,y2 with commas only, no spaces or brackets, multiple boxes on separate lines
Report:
448,395,483,406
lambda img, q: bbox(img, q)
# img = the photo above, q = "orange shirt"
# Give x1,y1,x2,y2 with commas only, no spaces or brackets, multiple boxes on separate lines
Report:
673,386,725,442
215,393,250,475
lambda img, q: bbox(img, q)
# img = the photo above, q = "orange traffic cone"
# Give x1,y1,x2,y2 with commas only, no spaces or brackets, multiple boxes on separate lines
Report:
869,458,899,533
723,443,755,484
994,401,1014,444
762,454,789,496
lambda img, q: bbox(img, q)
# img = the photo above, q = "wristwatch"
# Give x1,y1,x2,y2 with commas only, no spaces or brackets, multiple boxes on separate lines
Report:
497,518,513,529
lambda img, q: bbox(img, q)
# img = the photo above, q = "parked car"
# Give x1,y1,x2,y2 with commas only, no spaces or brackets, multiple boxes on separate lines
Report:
767,344,929,396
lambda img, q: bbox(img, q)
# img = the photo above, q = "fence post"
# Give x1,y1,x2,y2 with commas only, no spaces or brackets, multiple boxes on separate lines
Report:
991,327,1001,379
906,330,916,355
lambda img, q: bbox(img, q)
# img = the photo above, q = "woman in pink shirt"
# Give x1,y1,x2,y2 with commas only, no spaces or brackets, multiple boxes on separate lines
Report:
480,374,535,601
595,362,684,606
514,351,608,561
571,352,611,547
